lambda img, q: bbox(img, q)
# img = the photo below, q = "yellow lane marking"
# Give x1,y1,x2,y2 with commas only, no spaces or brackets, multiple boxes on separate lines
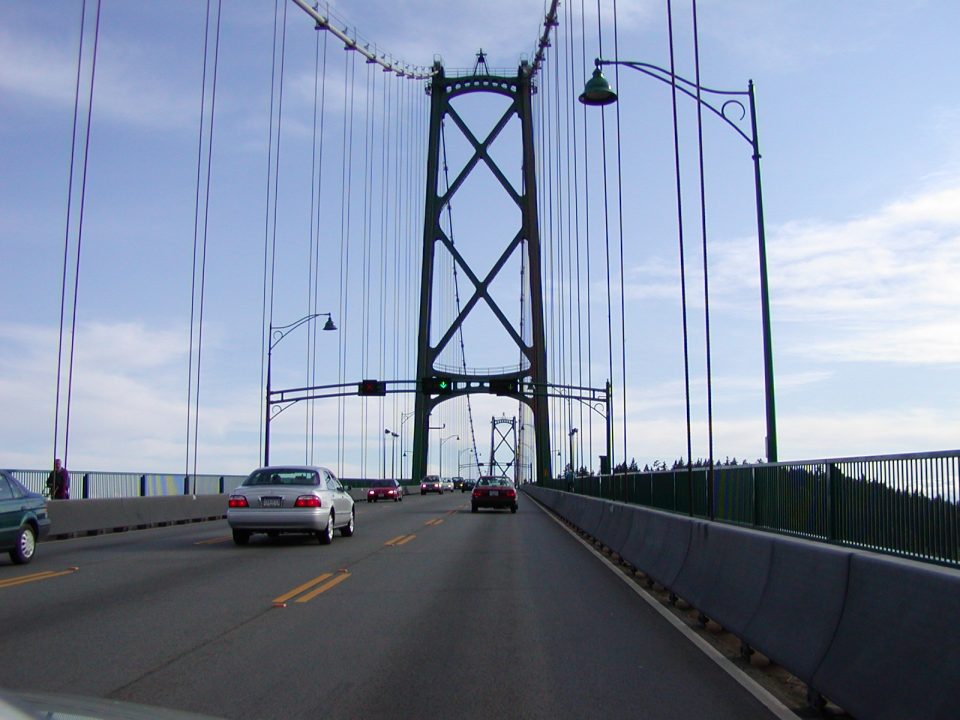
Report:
0,567,78,589
385,534,410,546
425,518,444,527
194,536,232,545
273,573,333,604
394,534,416,546
295,571,351,603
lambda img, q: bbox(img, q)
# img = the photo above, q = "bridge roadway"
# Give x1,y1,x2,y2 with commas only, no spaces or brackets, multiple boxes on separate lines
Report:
1,491,783,719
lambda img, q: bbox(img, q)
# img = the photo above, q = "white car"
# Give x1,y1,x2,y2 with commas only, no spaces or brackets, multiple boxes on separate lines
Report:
441,478,455,492
227,466,355,545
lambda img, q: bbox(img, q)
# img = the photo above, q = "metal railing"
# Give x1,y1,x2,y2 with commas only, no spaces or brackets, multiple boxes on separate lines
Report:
543,450,960,567
11,469,248,499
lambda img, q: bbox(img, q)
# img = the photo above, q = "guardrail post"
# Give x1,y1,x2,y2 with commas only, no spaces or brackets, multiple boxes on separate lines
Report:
827,463,838,541
219,476,225,494
82,473,90,499
139,475,147,497
183,475,190,495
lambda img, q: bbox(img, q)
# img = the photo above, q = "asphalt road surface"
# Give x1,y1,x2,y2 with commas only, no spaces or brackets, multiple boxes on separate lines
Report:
1,490,781,719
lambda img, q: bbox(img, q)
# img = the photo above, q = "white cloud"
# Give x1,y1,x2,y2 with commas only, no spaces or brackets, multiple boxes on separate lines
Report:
705,181,960,365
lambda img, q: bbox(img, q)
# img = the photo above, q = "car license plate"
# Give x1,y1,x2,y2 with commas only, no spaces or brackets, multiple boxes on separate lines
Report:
261,497,282,508
489,490,499,497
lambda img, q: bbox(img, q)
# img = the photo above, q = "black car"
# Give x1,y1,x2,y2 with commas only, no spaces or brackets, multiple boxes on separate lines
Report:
461,478,476,492
1,470,51,564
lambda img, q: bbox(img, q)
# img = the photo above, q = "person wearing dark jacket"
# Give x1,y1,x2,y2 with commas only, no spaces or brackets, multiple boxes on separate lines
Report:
46,458,71,499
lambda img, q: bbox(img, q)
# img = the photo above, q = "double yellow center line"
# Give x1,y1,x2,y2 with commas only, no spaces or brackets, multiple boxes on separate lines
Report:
273,570,351,605
385,534,416,546
0,567,78,590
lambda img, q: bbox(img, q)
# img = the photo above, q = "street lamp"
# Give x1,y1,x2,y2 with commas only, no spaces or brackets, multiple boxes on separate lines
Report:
439,434,459,481
384,429,398,481
399,410,415,482
580,59,778,464
264,312,337,466
568,427,578,475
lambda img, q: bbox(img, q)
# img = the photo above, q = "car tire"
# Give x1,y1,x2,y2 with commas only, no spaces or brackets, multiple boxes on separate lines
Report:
340,511,355,537
511,505,517,513
471,504,478,514
421,491,425,495
319,513,335,545
10,525,37,564
232,529,251,546
367,498,372,503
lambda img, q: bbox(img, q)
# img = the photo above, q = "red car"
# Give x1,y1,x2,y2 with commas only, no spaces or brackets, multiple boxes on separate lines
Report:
471,475,517,513
367,479,403,502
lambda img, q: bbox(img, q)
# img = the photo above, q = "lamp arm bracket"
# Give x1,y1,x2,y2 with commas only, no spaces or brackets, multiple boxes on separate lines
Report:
597,59,754,146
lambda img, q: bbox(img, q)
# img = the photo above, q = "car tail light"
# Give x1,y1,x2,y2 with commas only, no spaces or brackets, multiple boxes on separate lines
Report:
294,495,322,508
505,488,517,498
472,488,483,497
228,495,248,508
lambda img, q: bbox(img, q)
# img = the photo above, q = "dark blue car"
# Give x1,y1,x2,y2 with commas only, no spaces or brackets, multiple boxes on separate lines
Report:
1,470,51,564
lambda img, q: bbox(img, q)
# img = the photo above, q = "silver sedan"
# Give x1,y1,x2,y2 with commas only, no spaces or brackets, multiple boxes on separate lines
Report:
227,466,355,545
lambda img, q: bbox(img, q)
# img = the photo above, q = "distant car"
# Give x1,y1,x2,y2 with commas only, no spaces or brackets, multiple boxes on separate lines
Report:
420,475,443,495
471,475,517,513
461,478,476,492
441,478,455,492
227,466,355,545
452,476,464,490
367,479,403,502
1,470,50,564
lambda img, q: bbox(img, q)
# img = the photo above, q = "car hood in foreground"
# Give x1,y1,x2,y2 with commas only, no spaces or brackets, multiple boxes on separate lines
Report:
0,688,225,720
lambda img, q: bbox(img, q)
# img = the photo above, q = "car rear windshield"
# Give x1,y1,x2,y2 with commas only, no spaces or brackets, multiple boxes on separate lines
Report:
243,469,320,487
373,480,396,487
478,477,510,486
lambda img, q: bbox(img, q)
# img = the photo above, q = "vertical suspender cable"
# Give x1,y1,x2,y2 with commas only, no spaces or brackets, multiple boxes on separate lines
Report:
61,0,102,474
692,0,715,516
187,0,223,484
259,0,285,464
612,0,629,469
359,60,374,478
54,0,91,472
564,0,586,473
580,0,595,471
596,0,618,473
307,23,329,465
666,0,695,509
336,48,357,478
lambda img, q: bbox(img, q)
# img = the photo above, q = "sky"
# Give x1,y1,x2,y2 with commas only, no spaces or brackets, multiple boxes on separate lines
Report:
1,0,958,478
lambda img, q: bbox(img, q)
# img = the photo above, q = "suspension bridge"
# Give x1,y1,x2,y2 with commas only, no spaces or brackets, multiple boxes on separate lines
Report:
3,1,959,719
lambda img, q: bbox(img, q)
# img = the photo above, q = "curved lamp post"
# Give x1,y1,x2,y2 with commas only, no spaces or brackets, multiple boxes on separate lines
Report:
264,312,337,466
580,60,777,464
439,434,459,480
384,429,399,481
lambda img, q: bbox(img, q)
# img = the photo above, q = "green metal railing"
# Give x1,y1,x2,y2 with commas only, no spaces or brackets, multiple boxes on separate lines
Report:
544,450,960,567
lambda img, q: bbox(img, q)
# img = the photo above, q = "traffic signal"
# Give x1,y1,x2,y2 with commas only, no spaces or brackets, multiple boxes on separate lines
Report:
422,376,454,395
358,379,386,396
489,378,518,395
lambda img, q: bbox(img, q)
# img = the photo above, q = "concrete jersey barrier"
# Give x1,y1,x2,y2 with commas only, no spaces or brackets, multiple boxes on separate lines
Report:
524,484,960,719
45,495,227,537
